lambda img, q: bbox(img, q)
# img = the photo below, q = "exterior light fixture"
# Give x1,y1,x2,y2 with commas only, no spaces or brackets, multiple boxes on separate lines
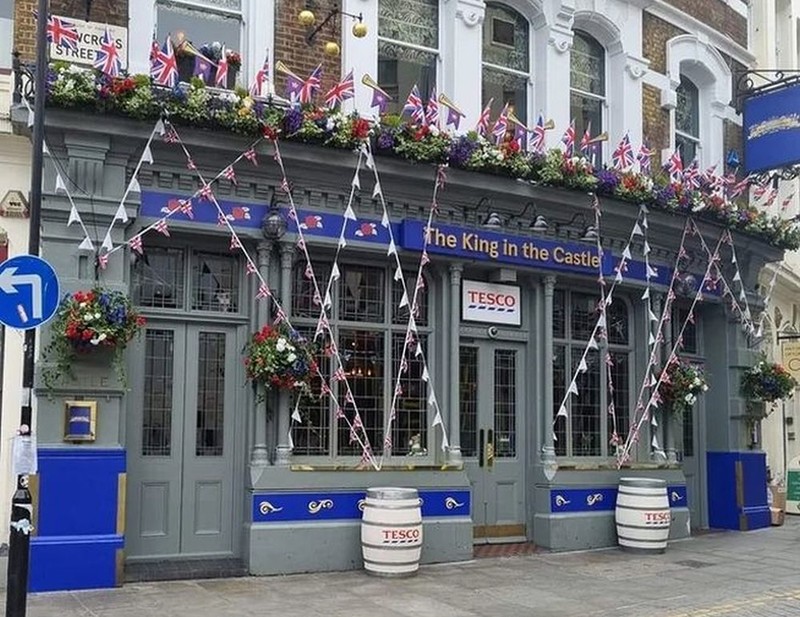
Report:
554,212,597,243
262,200,287,240
473,197,504,229
519,201,548,232
300,3,367,54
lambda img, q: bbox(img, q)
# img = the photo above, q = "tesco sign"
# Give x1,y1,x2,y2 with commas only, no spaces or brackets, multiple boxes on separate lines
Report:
462,281,521,326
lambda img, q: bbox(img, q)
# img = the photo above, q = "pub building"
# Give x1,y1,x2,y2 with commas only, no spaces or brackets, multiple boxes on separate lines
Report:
18,108,781,591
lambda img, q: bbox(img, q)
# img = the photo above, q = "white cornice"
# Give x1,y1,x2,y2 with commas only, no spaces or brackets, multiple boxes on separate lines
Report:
648,1,756,68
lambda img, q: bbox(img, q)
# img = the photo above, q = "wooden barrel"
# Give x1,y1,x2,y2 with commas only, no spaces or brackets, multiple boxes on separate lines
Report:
361,487,423,577
615,477,671,553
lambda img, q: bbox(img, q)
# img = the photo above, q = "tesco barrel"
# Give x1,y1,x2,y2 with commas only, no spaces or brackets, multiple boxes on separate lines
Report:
361,487,423,577
615,477,671,553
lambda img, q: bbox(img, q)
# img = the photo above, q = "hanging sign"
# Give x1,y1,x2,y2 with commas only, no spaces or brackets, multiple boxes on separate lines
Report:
462,280,521,326
781,340,800,382
49,16,128,68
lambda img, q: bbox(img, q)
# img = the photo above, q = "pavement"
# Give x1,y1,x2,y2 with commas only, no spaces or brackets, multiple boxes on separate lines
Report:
14,517,800,617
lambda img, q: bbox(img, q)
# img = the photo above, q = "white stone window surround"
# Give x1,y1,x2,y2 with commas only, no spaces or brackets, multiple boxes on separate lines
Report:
129,0,273,92
662,34,733,169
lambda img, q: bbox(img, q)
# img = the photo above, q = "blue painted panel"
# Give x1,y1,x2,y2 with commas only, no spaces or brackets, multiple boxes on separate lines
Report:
707,451,770,531
30,535,123,592
140,191,269,228
37,448,125,537
252,489,470,523
550,485,688,513
743,83,800,174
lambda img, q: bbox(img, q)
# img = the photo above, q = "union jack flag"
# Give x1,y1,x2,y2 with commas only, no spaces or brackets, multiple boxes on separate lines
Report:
129,235,143,254
45,15,79,50
402,84,425,124
93,28,121,77
223,166,237,184
383,434,393,451
579,122,592,157
299,64,322,104
612,133,634,170
729,178,749,200
492,103,509,145
246,261,257,275
531,114,547,153
230,235,241,250
255,283,270,299
425,87,439,127
150,37,178,88
97,253,109,270
199,183,214,201
179,199,194,219
163,127,179,144
683,159,701,189
214,46,229,88
324,70,355,109
476,98,493,137
561,120,576,157
666,148,683,183
636,142,653,175
244,148,258,166
249,54,270,97
155,219,170,237
333,367,347,382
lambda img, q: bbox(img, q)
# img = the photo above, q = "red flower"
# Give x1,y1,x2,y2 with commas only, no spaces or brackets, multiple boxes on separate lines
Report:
352,118,370,140
262,125,279,141
414,125,430,141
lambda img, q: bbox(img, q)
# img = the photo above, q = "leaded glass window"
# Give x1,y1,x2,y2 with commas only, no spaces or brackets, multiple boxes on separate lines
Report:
290,262,432,459
553,290,632,457
482,3,530,124
675,75,700,164
570,31,605,161
378,0,439,115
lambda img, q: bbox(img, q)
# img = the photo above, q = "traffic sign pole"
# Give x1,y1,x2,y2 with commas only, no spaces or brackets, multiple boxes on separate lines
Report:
6,0,48,613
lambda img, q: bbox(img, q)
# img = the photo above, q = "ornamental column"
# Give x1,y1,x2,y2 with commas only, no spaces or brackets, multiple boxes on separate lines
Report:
447,263,463,464
251,241,272,467
542,276,557,479
274,242,295,466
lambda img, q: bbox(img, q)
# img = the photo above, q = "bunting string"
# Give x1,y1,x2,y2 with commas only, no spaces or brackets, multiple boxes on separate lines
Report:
639,206,659,437
618,226,725,465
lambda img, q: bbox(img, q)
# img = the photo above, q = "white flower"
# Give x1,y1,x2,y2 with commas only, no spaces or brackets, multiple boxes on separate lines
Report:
94,313,101,320
693,378,701,386
702,384,709,392
98,333,107,342
83,314,94,322
685,394,696,404
276,337,287,352
79,302,87,308
287,352,297,363
326,118,335,132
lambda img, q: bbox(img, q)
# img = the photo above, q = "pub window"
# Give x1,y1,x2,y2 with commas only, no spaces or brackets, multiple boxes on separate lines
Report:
671,305,699,355
553,291,632,457
291,262,431,459
672,305,703,459
482,3,530,124
378,0,439,114
570,31,605,161
675,75,700,164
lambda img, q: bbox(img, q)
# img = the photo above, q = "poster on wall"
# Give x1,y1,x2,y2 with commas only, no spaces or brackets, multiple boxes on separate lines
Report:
49,17,128,69
462,280,521,326
742,82,800,174
781,340,800,383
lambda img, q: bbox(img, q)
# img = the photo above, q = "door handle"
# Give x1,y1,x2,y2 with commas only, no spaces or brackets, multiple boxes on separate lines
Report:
486,429,494,468
478,429,484,467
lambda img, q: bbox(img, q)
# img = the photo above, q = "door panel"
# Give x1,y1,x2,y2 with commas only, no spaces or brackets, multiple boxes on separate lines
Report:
461,342,526,543
127,324,237,559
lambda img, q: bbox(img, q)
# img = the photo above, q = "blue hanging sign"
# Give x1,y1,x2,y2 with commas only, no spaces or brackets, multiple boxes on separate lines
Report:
743,82,800,174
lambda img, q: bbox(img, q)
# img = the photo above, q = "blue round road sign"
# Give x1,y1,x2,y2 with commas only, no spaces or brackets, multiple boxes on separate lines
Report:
0,255,60,330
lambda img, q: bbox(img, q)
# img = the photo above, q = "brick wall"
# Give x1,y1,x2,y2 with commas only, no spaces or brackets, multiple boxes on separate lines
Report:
642,84,668,168
664,0,748,48
642,12,686,75
14,0,128,61
274,0,342,98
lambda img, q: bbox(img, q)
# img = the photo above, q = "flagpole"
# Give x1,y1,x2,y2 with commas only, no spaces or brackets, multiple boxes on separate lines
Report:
6,0,48,615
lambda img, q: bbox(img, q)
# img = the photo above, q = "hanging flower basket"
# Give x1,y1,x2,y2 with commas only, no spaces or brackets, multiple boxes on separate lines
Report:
660,358,709,416
42,288,146,389
741,357,798,419
244,323,317,396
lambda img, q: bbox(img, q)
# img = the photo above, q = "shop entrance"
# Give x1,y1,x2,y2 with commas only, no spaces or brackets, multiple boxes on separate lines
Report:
125,323,240,560
460,342,527,543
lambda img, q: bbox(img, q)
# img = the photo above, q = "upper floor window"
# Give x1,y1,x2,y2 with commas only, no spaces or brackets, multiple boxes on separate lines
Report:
378,0,439,114
675,75,700,164
482,3,530,124
570,31,605,158
553,290,632,458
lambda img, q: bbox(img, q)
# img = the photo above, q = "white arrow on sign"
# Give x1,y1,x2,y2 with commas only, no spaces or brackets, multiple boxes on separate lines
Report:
0,267,43,320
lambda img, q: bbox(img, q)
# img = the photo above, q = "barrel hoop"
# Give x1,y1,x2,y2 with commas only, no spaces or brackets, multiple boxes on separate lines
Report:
617,533,668,544
618,489,667,497
615,503,670,512
619,478,667,489
615,522,670,530
361,520,422,529
361,541,422,550
364,503,421,511
363,557,420,567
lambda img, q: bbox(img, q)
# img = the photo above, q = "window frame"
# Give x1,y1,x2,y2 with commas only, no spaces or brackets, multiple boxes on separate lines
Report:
481,2,532,124
553,288,634,460
675,75,701,165
569,30,607,161
670,304,705,460
290,257,436,463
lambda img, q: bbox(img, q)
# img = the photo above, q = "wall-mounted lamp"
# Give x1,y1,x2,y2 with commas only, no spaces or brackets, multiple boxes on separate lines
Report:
519,201,548,232
262,197,287,240
299,2,367,57
473,197,503,229
554,213,597,242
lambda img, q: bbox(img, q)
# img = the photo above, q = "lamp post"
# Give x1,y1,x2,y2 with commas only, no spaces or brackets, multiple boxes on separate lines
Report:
6,0,48,615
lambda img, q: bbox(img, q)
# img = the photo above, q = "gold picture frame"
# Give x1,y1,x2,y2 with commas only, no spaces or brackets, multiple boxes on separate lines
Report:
64,400,97,442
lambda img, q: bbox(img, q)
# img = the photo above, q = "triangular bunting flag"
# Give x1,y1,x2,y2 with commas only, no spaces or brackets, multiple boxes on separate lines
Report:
155,119,165,135
292,407,302,423
432,409,443,427
128,177,141,194
733,270,742,282
68,205,81,227
632,222,643,236
114,203,129,223
351,171,360,190
646,265,658,279
387,239,396,256
614,270,623,283
422,366,429,382
649,373,658,387
372,182,382,199
399,291,409,308
155,219,170,237
557,405,568,418
338,236,347,249
578,358,588,373
588,337,599,350
78,236,94,251
55,173,67,194
649,309,659,322
651,435,660,449
101,230,113,251
142,145,153,165
394,266,403,281
649,332,656,346
27,109,34,128
642,287,650,300
567,381,578,396
324,290,332,308
381,211,390,228
343,204,356,220
651,414,658,427
622,247,632,260
643,241,651,255
331,262,341,280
